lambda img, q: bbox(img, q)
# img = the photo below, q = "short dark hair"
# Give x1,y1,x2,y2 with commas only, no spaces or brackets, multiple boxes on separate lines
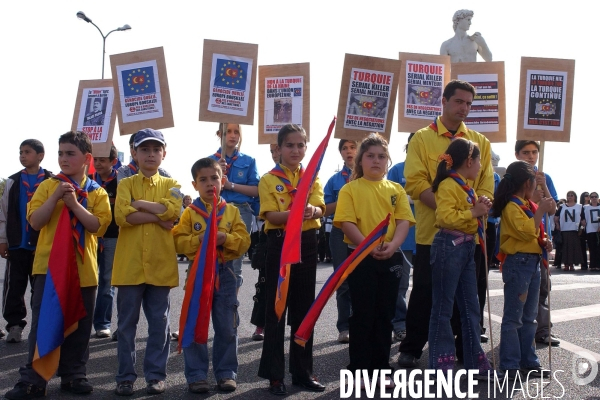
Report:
338,139,358,153
191,158,223,180
58,131,92,155
443,79,476,100
277,124,307,147
129,133,137,147
515,140,540,153
20,139,44,154
108,145,118,161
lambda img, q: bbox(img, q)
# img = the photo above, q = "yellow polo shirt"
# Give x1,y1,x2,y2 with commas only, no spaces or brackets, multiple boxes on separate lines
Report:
112,173,182,288
499,197,542,255
405,117,494,245
334,178,415,245
172,200,251,261
27,177,111,287
258,164,325,232
434,174,479,236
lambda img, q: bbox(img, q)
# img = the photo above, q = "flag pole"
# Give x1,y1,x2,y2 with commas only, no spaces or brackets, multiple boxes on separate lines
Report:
538,140,552,374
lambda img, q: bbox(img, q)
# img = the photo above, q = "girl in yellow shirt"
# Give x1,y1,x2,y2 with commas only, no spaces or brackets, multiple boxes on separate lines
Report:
429,138,492,376
491,161,555,379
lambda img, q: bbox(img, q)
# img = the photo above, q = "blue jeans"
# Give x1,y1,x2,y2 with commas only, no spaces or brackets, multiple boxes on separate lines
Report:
329,226,351,332
93,237,116,331
499,253,541,371
392,251,413,332
232,203,253,288
116,284,171,383
183,261,239,383
428,231,490,372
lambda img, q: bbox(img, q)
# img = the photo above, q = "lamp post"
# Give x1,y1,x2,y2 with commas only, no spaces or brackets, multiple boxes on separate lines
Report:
76,11,131,79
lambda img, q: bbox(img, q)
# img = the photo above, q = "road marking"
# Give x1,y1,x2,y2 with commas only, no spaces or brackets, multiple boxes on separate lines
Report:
485,311,600,363
488,283,600,297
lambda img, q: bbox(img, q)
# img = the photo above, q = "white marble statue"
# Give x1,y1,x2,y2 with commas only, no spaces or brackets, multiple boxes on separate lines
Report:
440,10,492,63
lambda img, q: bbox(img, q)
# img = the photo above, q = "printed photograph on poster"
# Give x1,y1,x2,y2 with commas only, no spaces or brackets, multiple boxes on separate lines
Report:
524,70,567,130
264,76,303,133
115,60,164,124
76,86,114,142
343,68,393,132
208,53,253,117
458,73,499,132
403,61,444,119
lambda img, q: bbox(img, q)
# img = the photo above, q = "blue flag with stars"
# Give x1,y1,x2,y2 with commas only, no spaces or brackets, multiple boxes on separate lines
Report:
213,59,248,91
121,67,157,96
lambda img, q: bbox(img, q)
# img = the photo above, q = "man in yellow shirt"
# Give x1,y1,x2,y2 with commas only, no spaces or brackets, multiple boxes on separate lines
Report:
111,129,182,396
5,131,111,399
399,80,494,368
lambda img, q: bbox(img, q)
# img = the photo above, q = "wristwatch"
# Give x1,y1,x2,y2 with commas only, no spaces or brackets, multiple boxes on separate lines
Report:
312,206,318,218
230,182,235,191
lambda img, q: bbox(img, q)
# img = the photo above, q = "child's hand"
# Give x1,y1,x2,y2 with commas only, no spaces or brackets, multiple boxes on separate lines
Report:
218,158,228,174
472,201,489,218
478,195,492,209
372,242,395,260
303,204,317,220
545,238,553,253
0,243,9,259
62,190,79,209
158,219,175,230
216,232,227,246
538,197,555,214
53,182,73,201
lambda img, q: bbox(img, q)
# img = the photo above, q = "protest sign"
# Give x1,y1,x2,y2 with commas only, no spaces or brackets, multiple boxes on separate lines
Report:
199,39,258,125
335,54,400,142
452,61,506,142
110,47,174,135
517,57,575,142
398,53,450,133
71,79,117,157
258,63,309,144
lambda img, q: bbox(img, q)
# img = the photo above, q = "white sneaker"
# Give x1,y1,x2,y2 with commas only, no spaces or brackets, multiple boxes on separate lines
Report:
6,326,23,343
96,329,111,338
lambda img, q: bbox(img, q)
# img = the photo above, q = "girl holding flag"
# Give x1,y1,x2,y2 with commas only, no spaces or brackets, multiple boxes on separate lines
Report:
334,133,414,378
428,138,492,375
492,161,555,379
257,124,325,395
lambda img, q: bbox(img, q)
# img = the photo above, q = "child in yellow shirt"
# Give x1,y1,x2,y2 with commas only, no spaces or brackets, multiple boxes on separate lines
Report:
5,131,111,399
491,160,555,380
111,129,182,396
172,158,250,394
428,138,492,376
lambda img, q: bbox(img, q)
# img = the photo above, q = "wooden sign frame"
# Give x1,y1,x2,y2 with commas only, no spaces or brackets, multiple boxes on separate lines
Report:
451,61,507,143
71,79,117,157
258,63,310,144
398,52,451,133
517,57,575,142
199,39,258,125
335,53,401,143
110,47,174,136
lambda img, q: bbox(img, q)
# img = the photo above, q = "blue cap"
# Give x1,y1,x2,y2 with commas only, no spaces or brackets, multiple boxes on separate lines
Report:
133,128,166,147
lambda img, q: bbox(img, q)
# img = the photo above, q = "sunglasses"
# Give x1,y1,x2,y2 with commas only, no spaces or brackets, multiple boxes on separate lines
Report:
591,196,598,199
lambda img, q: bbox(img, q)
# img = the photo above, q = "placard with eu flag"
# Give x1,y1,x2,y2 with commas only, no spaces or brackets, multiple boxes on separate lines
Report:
207,53,254,117
116,60,164,124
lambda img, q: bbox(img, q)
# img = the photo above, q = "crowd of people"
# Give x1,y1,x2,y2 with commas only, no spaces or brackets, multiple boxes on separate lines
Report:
0,79,591,399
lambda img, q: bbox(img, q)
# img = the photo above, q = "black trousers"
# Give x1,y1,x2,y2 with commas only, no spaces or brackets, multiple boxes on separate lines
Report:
258,230,317,382
250,265,267,327
2,248,35,329
19,275,96,387
347,252,401,372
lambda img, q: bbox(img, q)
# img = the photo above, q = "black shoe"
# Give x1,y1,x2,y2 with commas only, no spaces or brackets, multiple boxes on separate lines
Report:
5,382,46,399
0,328,5,339
480,334,489,343
292,377,325,392
115,380,134,396
61,378,93,394
520,366,551,379
268,380,287,395
112,329,118,341
397,352,418,368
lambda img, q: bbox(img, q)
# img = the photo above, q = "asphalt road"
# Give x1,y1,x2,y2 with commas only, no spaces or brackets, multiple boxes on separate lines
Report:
1,257,599,399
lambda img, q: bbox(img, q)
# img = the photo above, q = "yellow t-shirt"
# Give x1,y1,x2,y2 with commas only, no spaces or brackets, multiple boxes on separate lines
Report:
499,197,542,255
434,174,478,236
258,164,325,232
172,199,251,261
112,172,182,287
333,178,415,245
27,177,111,287
405,117,494,245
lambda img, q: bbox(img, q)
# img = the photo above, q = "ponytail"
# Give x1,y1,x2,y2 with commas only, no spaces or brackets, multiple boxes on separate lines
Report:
431,138,479,193
492,161,535,217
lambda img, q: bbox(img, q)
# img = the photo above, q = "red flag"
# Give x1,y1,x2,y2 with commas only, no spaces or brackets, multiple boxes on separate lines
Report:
294,214,390,347
275,117,336,320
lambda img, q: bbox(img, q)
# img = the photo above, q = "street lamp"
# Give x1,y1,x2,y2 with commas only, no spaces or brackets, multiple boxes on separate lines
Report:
76,11,131,79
